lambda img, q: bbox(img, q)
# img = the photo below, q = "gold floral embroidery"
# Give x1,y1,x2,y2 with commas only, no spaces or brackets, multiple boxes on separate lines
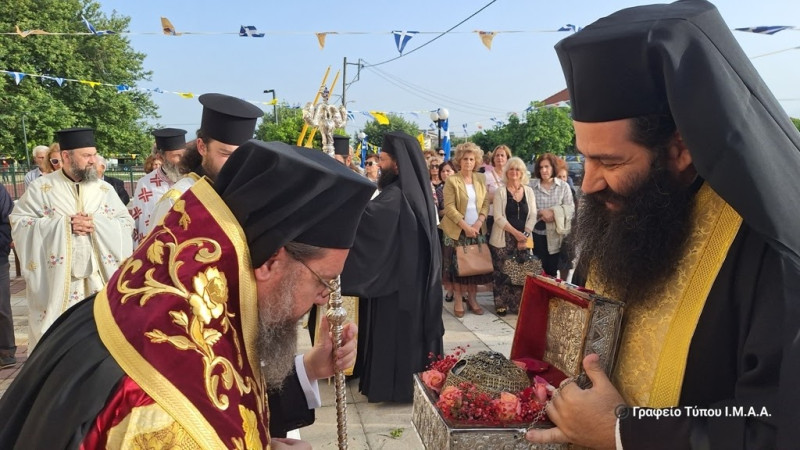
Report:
27,261,38,271
116,225,259,412
174,199,191,230
41,183,52,193
232,405,263,450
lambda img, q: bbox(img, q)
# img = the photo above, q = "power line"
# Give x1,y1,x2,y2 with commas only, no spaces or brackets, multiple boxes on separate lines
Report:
362,0,499,68
364,63,508,114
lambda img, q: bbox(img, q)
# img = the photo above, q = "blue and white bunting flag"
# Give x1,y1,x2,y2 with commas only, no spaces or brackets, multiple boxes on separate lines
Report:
8,71,25,85
735,25,794,35
392,30,419,54
81,15,115,35
239,25,265,38
558,24,582,33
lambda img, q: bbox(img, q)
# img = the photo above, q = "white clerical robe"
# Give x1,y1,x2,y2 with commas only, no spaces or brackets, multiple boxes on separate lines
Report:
146,174,200,237
129,169,176,245
10,170,134,350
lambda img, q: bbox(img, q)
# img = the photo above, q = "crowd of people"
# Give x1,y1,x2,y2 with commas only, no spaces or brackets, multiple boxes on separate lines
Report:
0,1,797,448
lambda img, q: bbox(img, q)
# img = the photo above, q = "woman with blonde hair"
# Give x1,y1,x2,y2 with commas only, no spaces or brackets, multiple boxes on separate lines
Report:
44,143,62,173
484,144,512,235
441,142,491,317
489,157,537,315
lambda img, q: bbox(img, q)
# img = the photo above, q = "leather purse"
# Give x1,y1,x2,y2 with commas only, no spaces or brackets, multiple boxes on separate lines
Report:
455,239,493,277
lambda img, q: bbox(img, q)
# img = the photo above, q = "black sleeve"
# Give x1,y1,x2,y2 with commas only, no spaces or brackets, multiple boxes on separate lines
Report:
0,187,13,256
267,369,315,438
620,227,784,449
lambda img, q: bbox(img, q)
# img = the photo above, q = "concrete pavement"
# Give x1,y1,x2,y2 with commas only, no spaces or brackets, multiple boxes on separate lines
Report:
0,254,520,449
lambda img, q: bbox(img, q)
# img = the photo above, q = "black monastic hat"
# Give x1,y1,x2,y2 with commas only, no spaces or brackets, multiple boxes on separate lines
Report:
214,140,376,267
555,0,800,272
198,93,264,146
151,128,187,152
56,128,95,150
333,135,350,156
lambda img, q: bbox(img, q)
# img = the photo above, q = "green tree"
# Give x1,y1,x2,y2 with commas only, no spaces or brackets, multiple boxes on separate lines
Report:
0,0,157,165
792,117,800,133
361,113,421,148
255,103,322,147
471,103,574,163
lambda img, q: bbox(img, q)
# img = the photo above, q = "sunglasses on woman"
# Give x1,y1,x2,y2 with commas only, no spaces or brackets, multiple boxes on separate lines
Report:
365,161,377,167
50,159,62,165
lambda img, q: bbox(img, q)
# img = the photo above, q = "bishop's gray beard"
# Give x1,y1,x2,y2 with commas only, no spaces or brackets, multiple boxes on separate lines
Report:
256,269,299,389
573,159,695,305
161,159,182,183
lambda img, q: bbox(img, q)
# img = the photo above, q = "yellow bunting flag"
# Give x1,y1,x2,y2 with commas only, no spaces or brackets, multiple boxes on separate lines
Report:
178,92,194,99
417,133,426,151
369,111,390,125
161,17,181,36
316,33,327,50
266,98,278,105
15,25,49,37
477,31,497,50
79,80,100,88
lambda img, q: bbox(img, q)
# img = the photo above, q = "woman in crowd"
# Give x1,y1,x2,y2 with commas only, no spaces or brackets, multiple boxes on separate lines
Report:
489,157,536,316
45,144,61,173
364,153,379,183
555,157,578,281
530,153,574,277
144,154,163,173
484,145,512,235
435,160,457,302
441,142,490,317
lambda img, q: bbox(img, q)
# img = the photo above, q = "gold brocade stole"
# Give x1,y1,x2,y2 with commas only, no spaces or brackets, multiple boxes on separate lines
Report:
591,184,742,407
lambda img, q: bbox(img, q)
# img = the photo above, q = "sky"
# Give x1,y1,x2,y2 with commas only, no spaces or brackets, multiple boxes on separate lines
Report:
96,0,800,138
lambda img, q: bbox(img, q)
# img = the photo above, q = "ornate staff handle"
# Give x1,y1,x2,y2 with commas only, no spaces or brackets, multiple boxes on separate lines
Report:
325,276,348,449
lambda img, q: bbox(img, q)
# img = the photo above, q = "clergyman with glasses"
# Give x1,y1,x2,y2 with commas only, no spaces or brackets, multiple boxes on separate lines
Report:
0,140,375,450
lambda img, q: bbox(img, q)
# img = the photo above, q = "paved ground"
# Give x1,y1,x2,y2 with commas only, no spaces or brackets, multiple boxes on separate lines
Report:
0,255,520,449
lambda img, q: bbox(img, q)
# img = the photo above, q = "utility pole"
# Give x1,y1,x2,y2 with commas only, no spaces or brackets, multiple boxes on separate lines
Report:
263,89,277,123
21,115,30,167
342,57,362,107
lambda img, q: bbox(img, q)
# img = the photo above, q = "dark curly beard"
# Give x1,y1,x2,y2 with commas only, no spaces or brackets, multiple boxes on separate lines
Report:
573,158,695,305
377,167,398,190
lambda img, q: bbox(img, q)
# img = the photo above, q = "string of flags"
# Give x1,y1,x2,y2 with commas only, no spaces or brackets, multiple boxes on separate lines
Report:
0,67,576,135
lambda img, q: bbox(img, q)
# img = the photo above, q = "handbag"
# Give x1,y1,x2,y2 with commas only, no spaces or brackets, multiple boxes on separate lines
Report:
502,249,542,285
455,238,493,277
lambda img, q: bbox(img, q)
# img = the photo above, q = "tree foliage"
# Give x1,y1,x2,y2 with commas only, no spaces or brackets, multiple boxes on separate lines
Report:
471,102,574,163
255,103,323,147
0,0,157,164
792,117,800,133
361,113,421,148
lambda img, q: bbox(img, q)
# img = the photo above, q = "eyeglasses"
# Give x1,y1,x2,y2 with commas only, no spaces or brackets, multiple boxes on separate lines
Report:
293,256,339,297
50,159,62,165
365,161,377,167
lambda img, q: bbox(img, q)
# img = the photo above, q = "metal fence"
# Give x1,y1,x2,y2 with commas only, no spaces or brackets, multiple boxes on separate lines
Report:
1,168,146,203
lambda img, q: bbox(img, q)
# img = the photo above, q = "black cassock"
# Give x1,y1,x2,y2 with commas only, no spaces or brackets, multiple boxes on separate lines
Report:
0,296,312,449
618,224,793,449
342,181,444,403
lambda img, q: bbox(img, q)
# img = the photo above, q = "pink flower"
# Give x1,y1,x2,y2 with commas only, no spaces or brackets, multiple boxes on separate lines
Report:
512,360,527,371
494,392,521,422
534,383,549,404
437,385,463,411
421,369,446,393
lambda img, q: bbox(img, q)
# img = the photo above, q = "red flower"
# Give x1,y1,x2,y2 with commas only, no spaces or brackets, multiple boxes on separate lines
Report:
494,392,521,421
437,385,463,416
421,369,446,393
